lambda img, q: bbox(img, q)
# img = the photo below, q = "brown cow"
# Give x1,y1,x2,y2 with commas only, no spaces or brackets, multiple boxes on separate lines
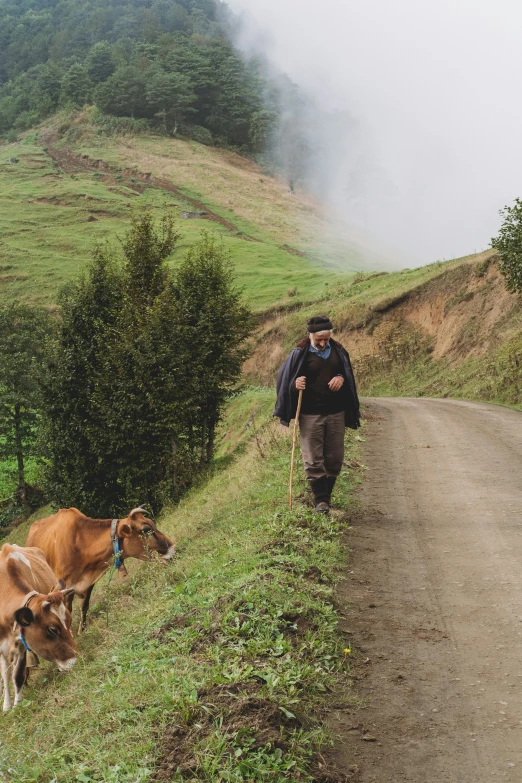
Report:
0,543,77,711
26,507,175,633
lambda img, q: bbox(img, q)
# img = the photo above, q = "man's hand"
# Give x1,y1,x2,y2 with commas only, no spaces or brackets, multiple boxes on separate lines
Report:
296,376,306,390
328,376,344,392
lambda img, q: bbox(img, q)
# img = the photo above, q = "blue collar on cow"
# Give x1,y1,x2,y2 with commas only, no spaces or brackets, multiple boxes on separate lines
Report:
19,628,31,653
110,518,123,569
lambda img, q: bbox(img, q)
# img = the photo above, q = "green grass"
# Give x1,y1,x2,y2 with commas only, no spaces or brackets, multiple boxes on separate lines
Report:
359,338,522,409
0,390,361,782
0,457,40,502
0,132,350,312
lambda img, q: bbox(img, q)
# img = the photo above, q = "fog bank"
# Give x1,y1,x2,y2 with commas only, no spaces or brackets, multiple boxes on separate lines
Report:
227,0,522,265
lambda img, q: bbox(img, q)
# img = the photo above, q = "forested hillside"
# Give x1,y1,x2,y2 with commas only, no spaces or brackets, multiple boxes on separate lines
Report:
0,0,283,154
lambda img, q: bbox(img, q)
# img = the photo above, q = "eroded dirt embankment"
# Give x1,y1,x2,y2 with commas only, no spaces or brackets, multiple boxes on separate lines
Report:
243,254,521,389
331,398,522,783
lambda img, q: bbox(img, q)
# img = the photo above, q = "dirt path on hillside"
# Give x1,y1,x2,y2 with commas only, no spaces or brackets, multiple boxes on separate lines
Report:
38,130,310,259
40,129,244,232
332,398,522,783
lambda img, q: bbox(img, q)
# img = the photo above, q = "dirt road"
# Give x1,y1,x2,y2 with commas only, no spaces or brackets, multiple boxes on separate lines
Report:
333,398,522,782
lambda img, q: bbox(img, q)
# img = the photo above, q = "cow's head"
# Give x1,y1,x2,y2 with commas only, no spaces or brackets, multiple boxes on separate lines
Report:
14,588,78,671
118,508,175,563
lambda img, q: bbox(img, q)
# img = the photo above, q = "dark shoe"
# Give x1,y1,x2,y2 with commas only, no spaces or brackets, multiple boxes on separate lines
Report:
326,476,337,504
314,501,330,515
310,476,329,505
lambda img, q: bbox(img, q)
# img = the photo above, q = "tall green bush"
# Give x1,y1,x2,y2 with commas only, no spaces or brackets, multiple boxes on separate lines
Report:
41,247,125,513
41,213,252,516
173,233,254,465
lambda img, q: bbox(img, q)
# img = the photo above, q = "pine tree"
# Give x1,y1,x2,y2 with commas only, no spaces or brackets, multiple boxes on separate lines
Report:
60,62,92,106
173,234,253,464
41,249,124,512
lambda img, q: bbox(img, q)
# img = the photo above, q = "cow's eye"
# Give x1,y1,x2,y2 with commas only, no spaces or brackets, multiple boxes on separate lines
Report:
141,526,153,536
47,626,60,638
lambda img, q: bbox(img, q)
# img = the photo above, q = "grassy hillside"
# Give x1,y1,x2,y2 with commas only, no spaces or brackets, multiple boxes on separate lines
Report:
0,389,361,782
0,137,325,311
0,113,388,313
245,250,522,409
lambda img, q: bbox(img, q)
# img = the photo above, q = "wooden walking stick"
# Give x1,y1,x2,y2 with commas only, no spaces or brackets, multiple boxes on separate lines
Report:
289,388,303,511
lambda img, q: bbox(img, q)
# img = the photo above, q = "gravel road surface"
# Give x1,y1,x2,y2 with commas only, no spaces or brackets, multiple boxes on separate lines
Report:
333,398,522,782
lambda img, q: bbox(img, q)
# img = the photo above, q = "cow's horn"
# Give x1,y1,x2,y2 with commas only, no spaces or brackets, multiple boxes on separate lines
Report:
42,601,50,608
129,506,147,517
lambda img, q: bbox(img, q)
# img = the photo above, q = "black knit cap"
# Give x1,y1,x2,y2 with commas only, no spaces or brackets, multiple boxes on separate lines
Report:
307,315,333,333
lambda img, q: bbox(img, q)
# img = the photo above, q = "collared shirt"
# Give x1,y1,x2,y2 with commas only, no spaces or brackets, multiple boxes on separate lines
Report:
308,341,331,360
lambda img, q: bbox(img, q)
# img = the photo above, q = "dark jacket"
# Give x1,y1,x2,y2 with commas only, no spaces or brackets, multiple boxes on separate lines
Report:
274,339,360,428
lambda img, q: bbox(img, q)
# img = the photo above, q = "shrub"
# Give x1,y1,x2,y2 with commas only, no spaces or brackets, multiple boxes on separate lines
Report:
187,124,213,145
492,198,522,293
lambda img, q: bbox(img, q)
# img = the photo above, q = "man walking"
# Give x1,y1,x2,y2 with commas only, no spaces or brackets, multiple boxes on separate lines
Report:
274,315,360,513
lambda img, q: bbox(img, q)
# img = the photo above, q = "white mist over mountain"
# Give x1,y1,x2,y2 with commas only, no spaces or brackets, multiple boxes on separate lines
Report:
227,0,522,266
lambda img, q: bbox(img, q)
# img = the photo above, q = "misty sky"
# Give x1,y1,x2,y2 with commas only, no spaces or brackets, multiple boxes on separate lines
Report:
228,0,522,265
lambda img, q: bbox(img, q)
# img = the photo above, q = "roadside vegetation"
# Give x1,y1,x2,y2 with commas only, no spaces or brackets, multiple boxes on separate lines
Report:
0,389,360,782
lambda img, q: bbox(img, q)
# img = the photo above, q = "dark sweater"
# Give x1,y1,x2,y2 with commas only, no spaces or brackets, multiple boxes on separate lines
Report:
300,345,345,415
274,339,360,429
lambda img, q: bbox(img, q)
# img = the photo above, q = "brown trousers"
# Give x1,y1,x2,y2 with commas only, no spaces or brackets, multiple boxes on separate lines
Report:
299,411,345,481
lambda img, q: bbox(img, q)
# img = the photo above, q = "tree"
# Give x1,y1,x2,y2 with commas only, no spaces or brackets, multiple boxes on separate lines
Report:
145,69,196,133
492,199,522,293
249,109,278,153
60,62,92,106
40,249,125,513
0,304,51,507
34,63,62,115
173,234,253,464
93,65,147,118
86,41,116,84
42,212,180,516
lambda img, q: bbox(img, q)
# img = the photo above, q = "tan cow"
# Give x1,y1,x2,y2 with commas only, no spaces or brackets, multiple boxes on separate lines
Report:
26,507,175,633
0,543,77,711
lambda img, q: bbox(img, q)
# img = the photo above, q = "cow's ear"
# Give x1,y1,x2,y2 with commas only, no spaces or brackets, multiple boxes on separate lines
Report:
14,607,34,627
119,522,132,538
52,578,66,591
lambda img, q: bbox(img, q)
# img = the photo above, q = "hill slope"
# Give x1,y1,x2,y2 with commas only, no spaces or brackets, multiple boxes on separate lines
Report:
245,250,522,408
0,114,385,311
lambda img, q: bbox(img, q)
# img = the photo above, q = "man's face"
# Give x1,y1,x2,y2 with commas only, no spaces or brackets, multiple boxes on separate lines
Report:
310,331,331,350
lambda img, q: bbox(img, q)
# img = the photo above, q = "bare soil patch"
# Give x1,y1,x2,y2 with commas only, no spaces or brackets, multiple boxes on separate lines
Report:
152,682,349,782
